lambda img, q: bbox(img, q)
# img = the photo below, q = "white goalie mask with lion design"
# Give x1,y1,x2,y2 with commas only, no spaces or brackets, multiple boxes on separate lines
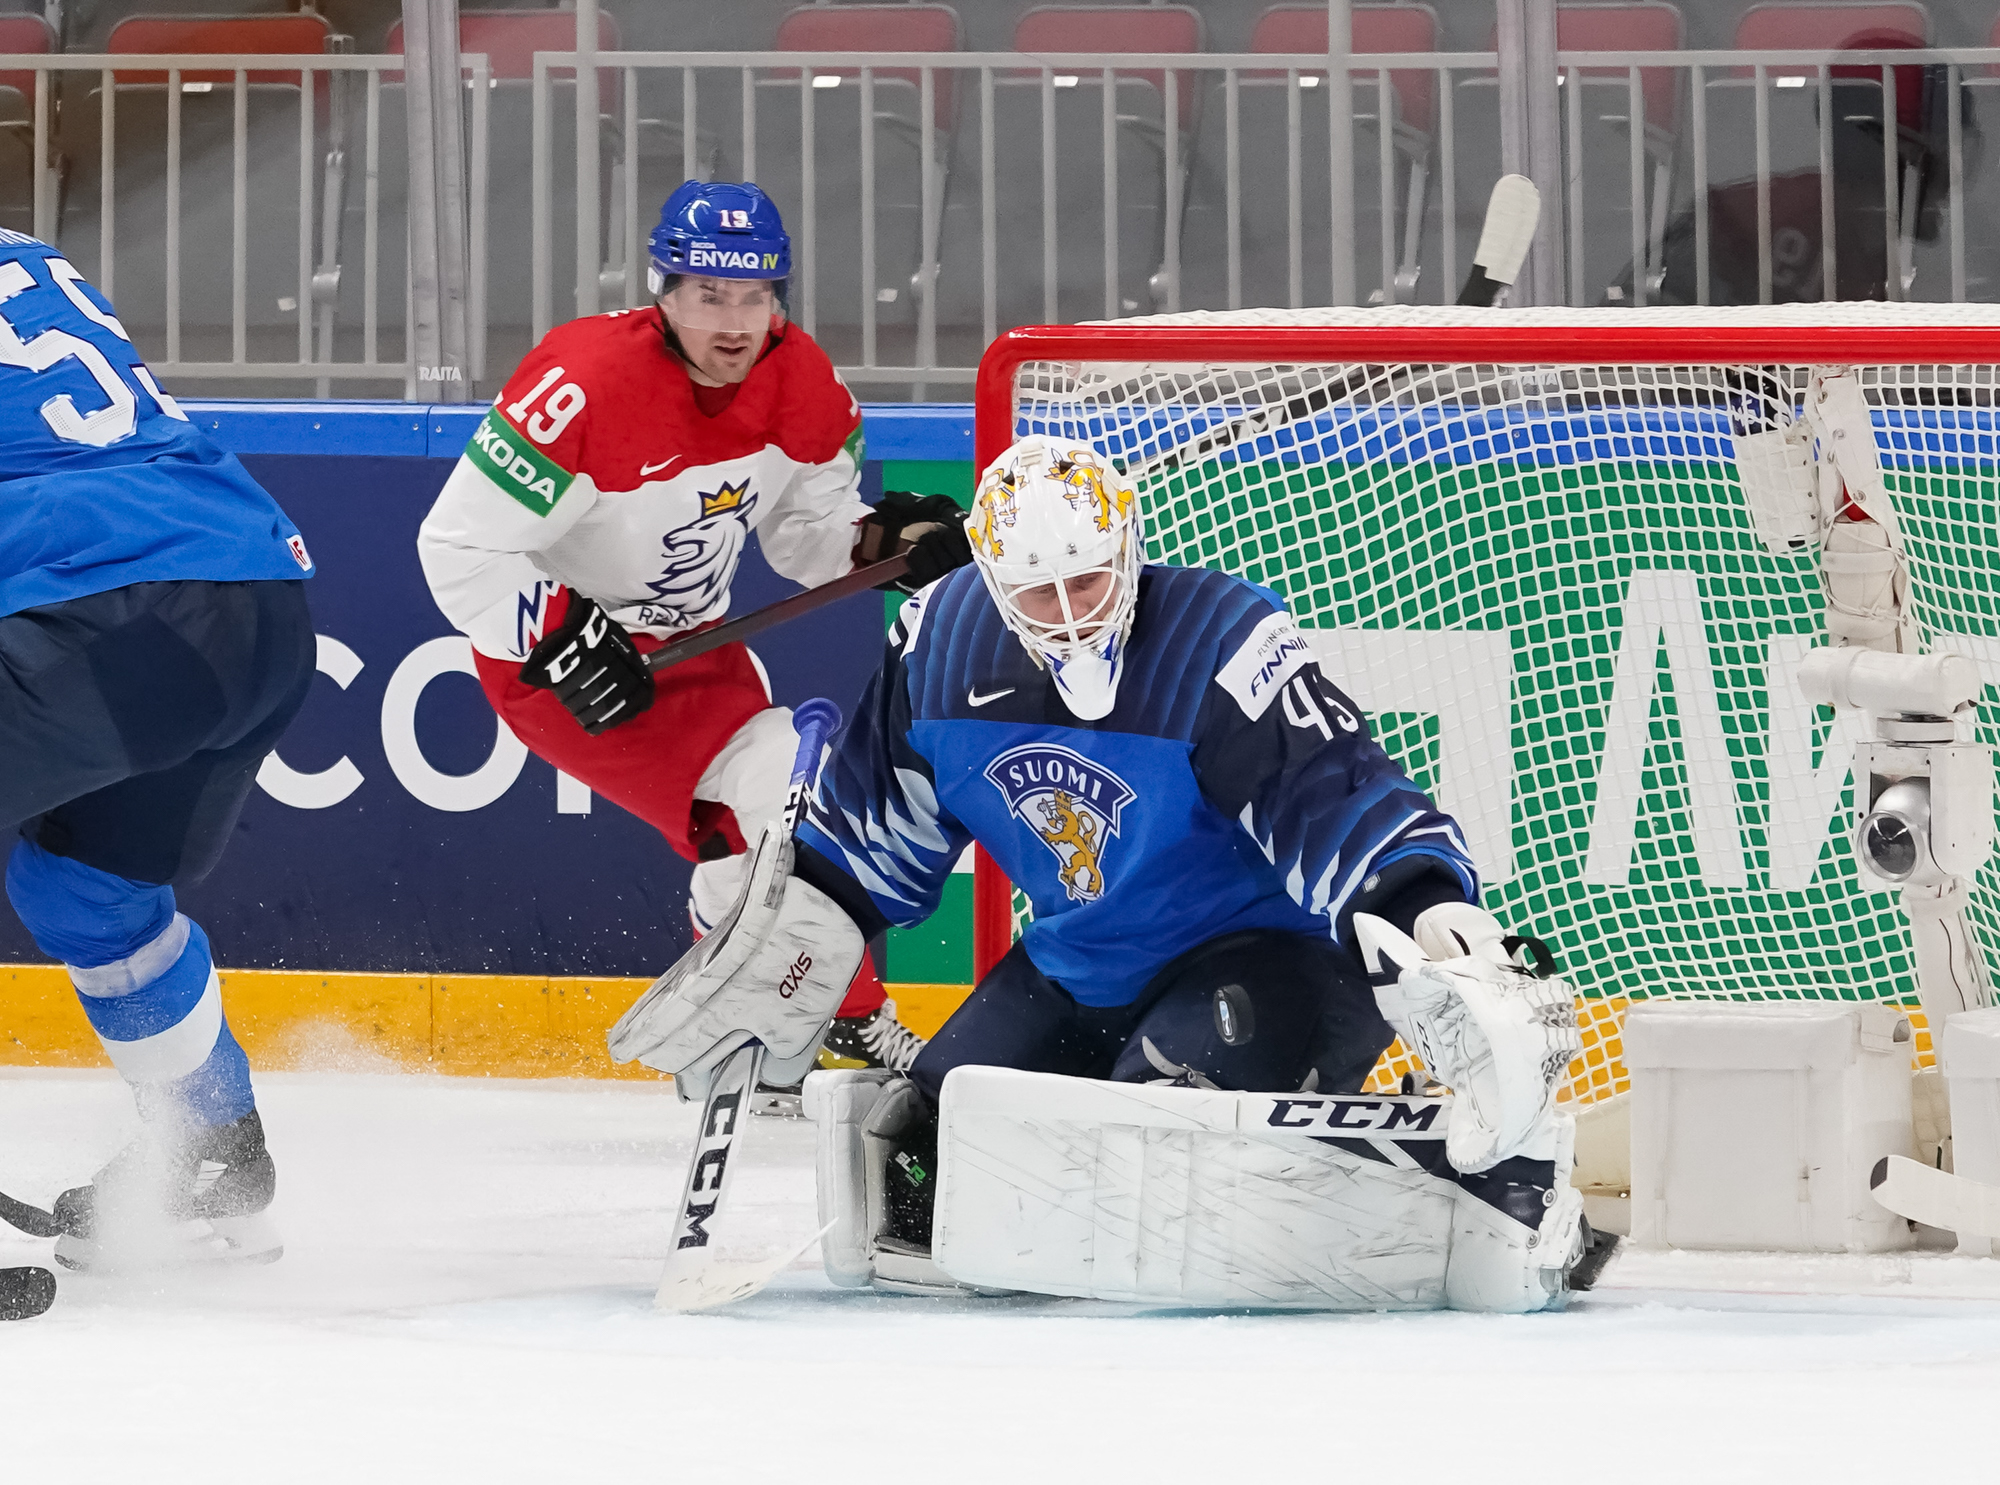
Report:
966,435,1143,720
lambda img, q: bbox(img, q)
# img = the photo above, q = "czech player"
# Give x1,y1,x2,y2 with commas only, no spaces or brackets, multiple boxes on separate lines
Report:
418,182,968,1100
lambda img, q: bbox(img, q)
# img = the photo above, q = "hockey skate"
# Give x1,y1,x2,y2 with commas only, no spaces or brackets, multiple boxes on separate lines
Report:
51,1109,282,1272
754,1001,929,1117
817,999,927,1073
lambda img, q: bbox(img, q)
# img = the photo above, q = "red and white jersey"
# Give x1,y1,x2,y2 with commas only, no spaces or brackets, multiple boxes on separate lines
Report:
419,308,869,660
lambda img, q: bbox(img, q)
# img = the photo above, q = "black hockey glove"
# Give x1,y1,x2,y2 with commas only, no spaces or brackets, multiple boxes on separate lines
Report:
856,490,974,594
521,596,655,736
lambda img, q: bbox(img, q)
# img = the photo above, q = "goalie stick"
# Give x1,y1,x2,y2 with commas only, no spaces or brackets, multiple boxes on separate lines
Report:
1871,1155,2000,1241
652,696,843,1313
645,178,1545,671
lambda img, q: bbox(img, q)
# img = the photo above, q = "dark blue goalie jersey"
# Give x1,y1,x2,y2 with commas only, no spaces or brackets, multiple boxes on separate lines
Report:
0,231,312,618
799,562,1479,1006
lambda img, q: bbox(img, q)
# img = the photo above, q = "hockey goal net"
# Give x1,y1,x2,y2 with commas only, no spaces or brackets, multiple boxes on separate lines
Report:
970,305,2000,1109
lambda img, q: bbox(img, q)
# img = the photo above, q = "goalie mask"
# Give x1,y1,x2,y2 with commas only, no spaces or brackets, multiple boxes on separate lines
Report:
968,436,1143,720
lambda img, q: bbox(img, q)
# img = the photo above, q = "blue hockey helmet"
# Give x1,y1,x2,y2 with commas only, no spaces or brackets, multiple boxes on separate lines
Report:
648,181,791,293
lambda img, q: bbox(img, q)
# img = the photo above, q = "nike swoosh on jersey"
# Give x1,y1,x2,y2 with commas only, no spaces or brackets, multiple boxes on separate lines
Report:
639,456,685,478
967,687,1015,707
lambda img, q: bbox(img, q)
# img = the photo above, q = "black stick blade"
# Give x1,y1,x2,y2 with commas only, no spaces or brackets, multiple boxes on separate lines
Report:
1,1266,56,1321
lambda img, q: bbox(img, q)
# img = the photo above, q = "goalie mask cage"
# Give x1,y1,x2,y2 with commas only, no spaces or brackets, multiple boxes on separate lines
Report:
968,306,2000,1109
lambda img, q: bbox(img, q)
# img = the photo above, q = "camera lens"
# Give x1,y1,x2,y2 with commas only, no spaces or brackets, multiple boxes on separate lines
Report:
1860,812,1919,880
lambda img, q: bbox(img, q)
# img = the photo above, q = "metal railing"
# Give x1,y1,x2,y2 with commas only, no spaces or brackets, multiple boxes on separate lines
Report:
9,42,2000,396
1,50,489,393
525,44,2000,388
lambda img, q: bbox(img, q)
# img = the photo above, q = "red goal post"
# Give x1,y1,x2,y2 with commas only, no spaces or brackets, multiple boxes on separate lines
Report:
968,308,2000,1104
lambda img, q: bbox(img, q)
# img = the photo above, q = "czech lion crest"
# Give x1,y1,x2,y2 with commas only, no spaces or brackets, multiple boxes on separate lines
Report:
984,743,1136,904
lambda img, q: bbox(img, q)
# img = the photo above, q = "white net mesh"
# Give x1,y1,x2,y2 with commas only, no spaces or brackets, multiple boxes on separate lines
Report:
995,307,2000,1106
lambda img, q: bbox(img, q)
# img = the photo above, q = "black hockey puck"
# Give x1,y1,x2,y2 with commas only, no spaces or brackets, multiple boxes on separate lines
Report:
1,1265,56,1321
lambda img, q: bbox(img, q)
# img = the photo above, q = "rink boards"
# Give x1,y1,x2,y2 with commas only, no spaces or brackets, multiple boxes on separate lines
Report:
0,401,980,1075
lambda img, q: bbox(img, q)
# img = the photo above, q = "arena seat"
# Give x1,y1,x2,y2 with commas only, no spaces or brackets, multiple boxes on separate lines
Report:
1555,3,1685,304
1709,2,1932,301
380,8,623,363
0,13,54,237
988,5,1205,328
756,6,963,363
1449,3,1684,306
1190,5,1440,310
107,12,334,89
52,11,341,351
0,11,53,112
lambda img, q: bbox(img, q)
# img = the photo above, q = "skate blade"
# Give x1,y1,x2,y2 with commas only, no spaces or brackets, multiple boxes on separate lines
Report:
749,1089,804,1119
53,1211,283,1273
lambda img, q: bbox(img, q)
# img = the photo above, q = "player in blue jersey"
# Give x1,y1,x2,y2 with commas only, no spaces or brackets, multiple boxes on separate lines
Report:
0,230,316,1279
610,433,1594,1306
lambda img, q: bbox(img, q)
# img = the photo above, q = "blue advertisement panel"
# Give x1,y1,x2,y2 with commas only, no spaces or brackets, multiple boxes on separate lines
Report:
0,403,974,979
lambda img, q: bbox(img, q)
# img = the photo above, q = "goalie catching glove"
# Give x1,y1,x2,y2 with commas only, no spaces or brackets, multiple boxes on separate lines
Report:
607,821,866,1099
1356,902,1581,1174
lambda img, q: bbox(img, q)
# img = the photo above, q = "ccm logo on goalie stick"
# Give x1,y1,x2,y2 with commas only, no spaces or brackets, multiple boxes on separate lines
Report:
678,1089,745,1250
1265,1097,1444,1135
778,951,813,999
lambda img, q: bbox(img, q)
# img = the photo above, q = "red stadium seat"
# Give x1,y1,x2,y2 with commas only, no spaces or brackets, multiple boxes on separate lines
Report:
1248,4,1439,137
1012,5,1204,132
1557,2,1683,133
770,5,962,130
383,7,621,86
107,13,333,89
1244,5,1443,303
0,13,54,112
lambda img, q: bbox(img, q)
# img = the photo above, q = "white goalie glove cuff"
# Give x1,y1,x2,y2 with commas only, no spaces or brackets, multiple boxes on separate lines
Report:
1356,908,1581,1174
607,824,867,1099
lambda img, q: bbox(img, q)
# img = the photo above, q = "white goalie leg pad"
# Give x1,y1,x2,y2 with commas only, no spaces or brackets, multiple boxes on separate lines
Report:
804,1067,902,1289
607,824,865,1099
1359,910,1581,1174
1444,1118,1587,1314
933,1066,1462,1310
933,1067,1580,1314
804,1068,978,1296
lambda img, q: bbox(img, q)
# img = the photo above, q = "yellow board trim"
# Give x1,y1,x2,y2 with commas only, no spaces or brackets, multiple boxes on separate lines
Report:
0,966,983,1081
1,967,1935,1098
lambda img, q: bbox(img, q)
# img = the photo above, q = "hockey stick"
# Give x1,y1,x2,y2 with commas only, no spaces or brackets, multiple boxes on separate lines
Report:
0,1266,56,1321
1871,1154,2000,1241
1457,174,1541,308
645,555,910,676
653,697,843,1313
0,1188,61,1239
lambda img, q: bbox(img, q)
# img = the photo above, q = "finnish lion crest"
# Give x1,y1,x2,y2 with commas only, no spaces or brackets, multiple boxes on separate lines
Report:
984,743,1136,904
1049,448,1130,533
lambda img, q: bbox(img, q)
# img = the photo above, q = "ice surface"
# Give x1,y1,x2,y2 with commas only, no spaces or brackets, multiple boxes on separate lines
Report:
5,1066,2000,1482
